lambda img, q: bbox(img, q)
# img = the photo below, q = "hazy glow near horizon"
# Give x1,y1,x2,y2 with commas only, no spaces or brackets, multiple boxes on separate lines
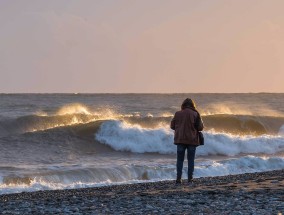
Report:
0,0,284,93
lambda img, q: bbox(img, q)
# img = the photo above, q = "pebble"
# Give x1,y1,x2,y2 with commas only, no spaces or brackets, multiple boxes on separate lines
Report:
0,170,283,214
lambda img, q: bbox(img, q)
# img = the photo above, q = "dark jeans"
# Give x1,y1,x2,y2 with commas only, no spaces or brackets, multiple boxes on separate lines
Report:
176,144,196,180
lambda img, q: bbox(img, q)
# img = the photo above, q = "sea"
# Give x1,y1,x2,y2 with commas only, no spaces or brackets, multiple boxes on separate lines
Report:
0,93,284,195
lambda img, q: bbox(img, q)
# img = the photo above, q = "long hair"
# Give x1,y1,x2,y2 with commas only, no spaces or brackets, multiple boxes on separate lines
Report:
181,98,197,110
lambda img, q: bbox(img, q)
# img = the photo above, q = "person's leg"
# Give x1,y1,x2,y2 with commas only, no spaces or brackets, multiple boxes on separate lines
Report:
187,146,196,182
176,144,186,183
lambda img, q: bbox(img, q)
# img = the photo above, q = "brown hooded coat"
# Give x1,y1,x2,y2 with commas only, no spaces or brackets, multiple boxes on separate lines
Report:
170,108,204,146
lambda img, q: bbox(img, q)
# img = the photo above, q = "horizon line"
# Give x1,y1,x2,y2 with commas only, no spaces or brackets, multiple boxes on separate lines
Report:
0,92,283,94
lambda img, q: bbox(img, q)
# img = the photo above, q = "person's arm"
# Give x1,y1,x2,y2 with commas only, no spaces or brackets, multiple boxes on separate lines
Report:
196,112,204,131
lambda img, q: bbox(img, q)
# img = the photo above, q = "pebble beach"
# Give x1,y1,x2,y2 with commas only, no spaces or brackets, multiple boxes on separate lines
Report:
0,170,283,215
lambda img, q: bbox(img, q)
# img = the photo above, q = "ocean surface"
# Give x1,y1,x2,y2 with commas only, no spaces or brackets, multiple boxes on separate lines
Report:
0,93,284,194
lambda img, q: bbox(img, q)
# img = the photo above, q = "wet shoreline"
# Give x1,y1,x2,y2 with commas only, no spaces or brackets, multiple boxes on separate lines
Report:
0,169,283,214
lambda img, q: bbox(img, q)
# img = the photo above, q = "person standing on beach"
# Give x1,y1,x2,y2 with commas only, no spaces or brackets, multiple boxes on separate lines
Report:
170,98,204,184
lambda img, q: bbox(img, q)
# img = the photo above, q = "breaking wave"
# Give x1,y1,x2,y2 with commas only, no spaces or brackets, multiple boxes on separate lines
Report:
0,104,120,136
96,120,284,156
0,103,284,137
0,103,283,162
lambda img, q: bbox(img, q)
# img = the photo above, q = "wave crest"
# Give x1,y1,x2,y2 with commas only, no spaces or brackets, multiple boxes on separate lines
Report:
95,120,284,156
96,121,173,154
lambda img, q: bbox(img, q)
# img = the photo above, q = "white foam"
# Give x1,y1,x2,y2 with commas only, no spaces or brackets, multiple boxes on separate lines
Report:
95,120,284,156
95,120,174,154
0,164,176,195
195,155,284,177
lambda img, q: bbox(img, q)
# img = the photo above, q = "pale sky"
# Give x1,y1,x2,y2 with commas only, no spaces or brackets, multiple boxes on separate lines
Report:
0,0,284,93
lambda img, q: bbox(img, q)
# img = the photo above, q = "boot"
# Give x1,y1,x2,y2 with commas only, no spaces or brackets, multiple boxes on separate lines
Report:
188,175,193,183
175,177,182,184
